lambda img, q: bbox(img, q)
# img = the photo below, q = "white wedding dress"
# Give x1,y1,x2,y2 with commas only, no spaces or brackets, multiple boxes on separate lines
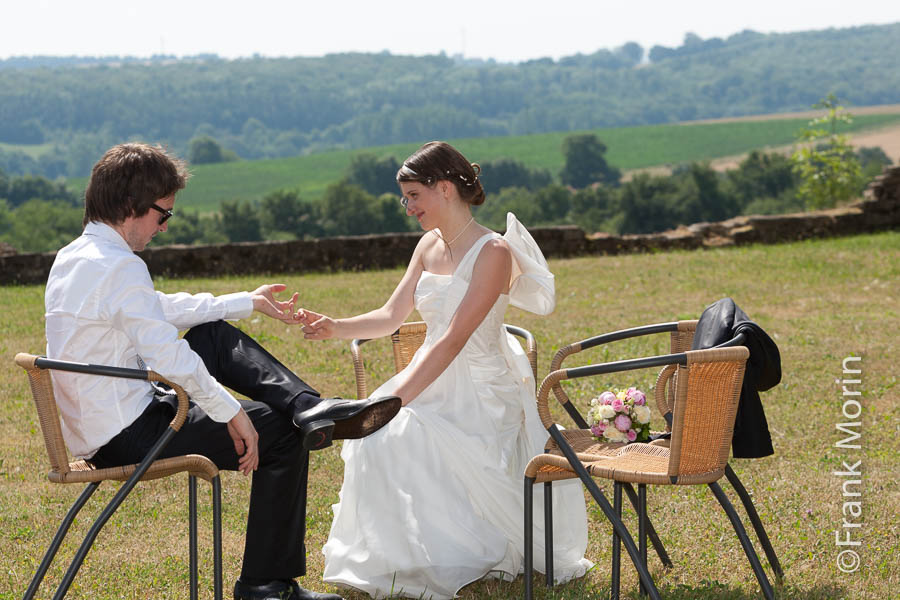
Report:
322,213,593,599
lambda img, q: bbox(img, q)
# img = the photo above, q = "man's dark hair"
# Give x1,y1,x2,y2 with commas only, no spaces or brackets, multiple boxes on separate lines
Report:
84,143,189,226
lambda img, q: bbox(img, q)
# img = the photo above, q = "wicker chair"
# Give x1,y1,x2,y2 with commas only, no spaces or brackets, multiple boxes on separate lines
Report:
350,320,538,398
15,353,223,600
523,327,776,600
542,320,783,586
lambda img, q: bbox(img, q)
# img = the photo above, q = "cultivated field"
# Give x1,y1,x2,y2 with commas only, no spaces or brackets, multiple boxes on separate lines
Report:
624,119,900,180
58,109,900,214
2,231,897,599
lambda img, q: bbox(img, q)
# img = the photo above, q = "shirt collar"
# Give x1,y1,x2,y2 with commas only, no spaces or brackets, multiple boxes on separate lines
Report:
83,221,131,252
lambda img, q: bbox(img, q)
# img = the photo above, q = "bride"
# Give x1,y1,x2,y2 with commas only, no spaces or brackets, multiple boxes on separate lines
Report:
298,141,592,599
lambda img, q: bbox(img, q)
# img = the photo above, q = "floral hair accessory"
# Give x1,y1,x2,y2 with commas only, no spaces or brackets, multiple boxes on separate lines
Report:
587,387,651,443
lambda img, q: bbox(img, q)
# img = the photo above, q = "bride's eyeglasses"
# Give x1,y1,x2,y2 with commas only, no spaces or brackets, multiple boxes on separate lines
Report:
397,164,436,209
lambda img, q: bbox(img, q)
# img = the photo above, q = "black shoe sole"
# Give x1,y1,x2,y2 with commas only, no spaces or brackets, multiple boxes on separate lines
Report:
300,419,335,451
333,396,400,440
332,396,401,441
297,396,402,451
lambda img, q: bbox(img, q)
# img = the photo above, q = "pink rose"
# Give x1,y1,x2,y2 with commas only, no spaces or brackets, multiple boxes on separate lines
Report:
614,414,632,432
611,397,625,412
630,389,646,406
590,423,604,436
626,429,638,442
599,391,616,405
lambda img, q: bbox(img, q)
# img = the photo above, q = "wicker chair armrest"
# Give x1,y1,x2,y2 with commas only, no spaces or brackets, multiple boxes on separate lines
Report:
16,354,190,432
554,322,681,368
503,324,538,382
654,364,678,429
548,322,680,371
536,351,688,430
545,322,682,429
350,338,373,399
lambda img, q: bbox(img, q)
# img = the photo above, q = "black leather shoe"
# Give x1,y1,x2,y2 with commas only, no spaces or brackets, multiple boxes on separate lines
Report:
233,578,344,600
293,396,401,451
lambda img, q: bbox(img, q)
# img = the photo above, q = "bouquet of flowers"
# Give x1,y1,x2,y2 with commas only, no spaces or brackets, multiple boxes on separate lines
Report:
587,387,652,443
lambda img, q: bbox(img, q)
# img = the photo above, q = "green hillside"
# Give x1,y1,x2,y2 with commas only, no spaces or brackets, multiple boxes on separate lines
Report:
66,112,900,214
5,22,900,180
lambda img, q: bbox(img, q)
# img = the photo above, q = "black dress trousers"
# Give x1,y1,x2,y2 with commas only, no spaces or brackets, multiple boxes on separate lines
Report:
92,320,322,581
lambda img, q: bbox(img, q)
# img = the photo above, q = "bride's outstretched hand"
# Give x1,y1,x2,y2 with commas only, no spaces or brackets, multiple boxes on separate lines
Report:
295,308,337,340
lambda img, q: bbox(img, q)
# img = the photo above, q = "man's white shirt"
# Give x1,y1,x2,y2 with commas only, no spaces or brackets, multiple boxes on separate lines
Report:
45,221,252,459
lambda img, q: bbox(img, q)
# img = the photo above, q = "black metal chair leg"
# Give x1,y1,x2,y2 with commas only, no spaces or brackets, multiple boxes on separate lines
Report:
23,482,100,600
524,475,535,600
725,464,784,581
622,482,672,568
52,427,177,600
544,481,553,588
213,475,223,600
638,484,648,597
549,427,661,600
189,475,199,600
611,483,623,600
708,482,775,600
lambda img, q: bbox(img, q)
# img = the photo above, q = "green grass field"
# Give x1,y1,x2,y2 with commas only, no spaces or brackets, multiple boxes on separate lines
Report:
60,113,900,214
1,231,897,599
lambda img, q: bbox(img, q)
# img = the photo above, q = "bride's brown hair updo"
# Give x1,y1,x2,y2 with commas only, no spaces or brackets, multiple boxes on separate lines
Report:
396,141,486,206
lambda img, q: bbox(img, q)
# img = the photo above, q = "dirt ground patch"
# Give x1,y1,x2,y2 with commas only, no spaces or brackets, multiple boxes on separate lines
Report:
623,103,900,180
706,121,900,172
681,102,900,125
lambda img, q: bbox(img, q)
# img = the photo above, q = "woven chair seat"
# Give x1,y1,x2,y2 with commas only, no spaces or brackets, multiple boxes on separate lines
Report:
544,428,625,458
526,429,625,483
586,444,674,485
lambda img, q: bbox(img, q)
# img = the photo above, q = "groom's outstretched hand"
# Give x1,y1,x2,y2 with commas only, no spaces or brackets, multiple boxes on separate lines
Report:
295,308,337,340
250,283,303,323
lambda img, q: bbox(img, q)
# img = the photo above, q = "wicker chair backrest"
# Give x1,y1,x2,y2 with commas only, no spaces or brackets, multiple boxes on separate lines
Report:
390,322,429,373
16,356,71,477
667,346,748,481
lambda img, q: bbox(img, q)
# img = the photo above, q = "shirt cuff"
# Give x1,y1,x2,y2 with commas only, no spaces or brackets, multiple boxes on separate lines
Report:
220,292,254,320
198,382,242,422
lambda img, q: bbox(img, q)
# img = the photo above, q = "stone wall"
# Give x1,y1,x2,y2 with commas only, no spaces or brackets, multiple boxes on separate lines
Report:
3,167,898,286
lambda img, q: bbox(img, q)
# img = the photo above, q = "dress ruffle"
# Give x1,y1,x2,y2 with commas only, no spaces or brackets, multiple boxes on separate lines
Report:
503,212,555,316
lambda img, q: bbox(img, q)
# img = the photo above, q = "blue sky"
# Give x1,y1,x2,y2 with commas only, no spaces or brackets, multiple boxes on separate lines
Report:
3,0,898,63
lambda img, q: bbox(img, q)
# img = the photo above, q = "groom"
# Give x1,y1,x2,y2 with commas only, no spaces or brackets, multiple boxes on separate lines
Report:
44,142,400,600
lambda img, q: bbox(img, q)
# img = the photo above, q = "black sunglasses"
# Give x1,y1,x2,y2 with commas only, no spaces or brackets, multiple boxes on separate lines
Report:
149,203,173,225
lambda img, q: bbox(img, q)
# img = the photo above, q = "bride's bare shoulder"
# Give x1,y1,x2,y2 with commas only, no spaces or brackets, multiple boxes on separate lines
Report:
472,238,512,279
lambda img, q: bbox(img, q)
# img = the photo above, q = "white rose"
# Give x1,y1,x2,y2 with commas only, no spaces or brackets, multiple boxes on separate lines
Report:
634,405,651,424
604,427,628,442
599,405,616,420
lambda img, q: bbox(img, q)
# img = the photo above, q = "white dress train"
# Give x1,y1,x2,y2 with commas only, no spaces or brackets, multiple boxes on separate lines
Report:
322,213,593,599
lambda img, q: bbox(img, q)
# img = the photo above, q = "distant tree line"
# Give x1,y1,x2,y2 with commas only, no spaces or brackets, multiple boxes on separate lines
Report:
0,170,83,253
3,128,889,254
1,23,899,178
